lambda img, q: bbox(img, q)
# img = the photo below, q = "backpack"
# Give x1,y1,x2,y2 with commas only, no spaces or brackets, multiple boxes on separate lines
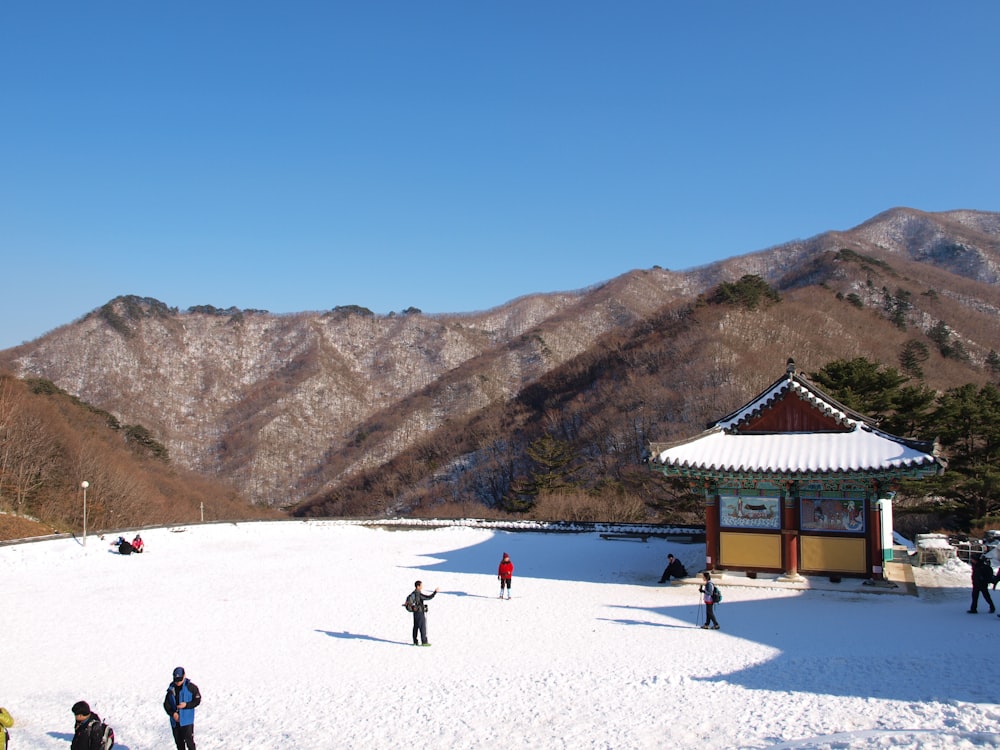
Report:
403,592,419,612
81,717,113,750
711,584,722,604
96,720,115,750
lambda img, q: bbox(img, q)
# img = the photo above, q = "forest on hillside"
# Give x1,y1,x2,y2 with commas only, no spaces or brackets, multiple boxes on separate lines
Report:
4,266,1000,538
293,276,1000,535
0,374,276,539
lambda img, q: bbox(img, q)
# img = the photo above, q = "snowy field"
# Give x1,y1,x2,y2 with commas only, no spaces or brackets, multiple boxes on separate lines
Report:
3,521,999,749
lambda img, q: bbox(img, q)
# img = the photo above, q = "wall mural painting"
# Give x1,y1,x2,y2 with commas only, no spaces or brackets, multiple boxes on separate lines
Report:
801,497,865,533
720,495,781,529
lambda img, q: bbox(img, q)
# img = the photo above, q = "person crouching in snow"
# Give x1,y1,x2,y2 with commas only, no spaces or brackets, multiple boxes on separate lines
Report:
498,552,514,599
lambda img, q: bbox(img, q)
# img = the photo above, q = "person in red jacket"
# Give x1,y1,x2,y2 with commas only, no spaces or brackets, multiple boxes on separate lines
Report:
498,552,514,600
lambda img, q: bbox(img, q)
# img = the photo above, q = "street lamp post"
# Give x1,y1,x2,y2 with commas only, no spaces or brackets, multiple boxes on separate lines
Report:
81,481,89,547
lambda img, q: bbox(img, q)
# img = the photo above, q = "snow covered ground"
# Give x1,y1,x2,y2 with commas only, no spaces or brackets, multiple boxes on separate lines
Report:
3,520,999,749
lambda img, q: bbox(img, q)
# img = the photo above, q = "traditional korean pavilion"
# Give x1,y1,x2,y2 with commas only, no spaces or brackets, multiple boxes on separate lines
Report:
648,359,945,580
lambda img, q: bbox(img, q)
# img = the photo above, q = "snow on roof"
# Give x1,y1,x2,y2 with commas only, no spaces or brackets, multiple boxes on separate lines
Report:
653,425,939,475
714,377,857,430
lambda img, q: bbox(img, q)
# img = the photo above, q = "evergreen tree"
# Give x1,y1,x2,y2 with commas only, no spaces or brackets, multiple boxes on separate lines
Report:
898,340,929,379
986,350,1000,380
504,434,581,511
810,358,908,423
922,384,1000,525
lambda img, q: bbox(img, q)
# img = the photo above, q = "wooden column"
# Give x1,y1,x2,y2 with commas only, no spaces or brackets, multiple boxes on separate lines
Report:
704,482,719,571
868,495,884,581
778,482,805,582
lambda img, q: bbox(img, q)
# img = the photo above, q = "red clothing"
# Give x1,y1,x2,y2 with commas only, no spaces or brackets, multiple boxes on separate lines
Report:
498,558,514,580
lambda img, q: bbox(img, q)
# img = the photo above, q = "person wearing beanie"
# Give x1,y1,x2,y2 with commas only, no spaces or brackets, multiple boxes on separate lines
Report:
0,705,13,750
70,701,103,750
163,667,201,750
498,552,514,599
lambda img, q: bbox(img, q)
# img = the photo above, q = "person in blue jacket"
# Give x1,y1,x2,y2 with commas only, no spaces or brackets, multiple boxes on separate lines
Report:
163,666,201,750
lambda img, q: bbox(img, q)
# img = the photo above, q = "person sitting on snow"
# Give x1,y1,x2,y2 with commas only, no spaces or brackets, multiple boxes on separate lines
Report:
658,553,689,583
132,534,144,553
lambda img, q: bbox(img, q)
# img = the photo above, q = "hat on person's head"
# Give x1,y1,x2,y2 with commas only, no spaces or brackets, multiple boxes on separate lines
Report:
173,667,185,681
503,552,509,557
71,701,90,716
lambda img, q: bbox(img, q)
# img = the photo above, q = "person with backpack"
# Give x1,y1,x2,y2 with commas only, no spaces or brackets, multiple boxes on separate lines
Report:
0,706,13,750
164,666,201,750
699,571,720,630
407,580,439,646
968,554,996,614
657,553,688,583
71,701,110,750
498,552,514,599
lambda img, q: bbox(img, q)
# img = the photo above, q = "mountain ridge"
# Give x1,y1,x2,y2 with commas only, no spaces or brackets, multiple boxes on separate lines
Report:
3,207,999,513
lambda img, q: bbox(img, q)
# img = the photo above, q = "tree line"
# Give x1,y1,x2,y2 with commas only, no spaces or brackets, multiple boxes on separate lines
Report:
0,373,273,538
810,357,1000,531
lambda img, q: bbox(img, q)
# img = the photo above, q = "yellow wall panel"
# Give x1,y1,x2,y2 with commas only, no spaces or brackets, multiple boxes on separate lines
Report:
800,536,867,573
719,532,782,569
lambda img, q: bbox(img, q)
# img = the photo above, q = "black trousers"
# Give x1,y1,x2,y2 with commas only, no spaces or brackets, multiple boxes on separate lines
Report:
971,583,995,612
172,723,196,750
412,610,428,644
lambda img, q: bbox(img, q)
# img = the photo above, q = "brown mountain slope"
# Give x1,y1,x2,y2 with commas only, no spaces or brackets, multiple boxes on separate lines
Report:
3,207,999,515
292,250,1000,519
0,374,273,533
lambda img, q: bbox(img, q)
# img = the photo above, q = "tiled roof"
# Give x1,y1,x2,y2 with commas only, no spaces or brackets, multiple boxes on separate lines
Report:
652,425,940,475
650,361,943,478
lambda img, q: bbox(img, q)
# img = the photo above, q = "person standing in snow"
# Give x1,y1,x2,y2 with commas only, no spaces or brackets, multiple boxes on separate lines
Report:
70,701,103,750
409,580,438,646
657,553,688,583
0,706,13,750
699,571,720,630
164,666,201,750
498,552,514,599
968,554,996,614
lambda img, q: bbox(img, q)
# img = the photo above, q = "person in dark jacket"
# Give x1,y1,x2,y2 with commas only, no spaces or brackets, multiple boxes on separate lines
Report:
968,555,996,614
70,701,103,750
164,666,201,750
498,552,514,599
657,554,688,583
409,580,439,646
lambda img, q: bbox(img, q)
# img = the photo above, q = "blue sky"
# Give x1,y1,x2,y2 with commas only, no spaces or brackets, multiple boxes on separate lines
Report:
2,2,997,350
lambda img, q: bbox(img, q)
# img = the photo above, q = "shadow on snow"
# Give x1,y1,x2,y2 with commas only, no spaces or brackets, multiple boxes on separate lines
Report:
605,585,995,704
